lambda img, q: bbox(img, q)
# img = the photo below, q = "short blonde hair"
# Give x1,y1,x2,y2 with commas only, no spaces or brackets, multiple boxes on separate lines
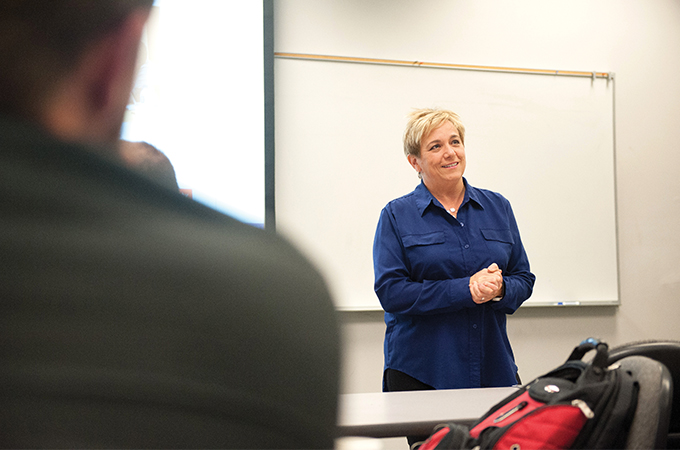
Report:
403,108,466,157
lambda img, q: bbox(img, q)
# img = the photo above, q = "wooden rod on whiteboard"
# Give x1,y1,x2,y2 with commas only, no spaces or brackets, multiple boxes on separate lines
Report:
274,52,612,79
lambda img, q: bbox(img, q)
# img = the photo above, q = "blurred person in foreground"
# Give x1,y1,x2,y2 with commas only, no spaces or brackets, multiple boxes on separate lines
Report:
0,1,339,448
373,108,535,447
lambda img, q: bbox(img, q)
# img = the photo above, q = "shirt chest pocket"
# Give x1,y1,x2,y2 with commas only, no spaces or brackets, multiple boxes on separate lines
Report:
402,231,446,248
481,228,514,263
401,231,448,276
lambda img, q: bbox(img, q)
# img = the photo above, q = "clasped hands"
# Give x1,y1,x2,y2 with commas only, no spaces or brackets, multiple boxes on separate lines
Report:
469,263,503,304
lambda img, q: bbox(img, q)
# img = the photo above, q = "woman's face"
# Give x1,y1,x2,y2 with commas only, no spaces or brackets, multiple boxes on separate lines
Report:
407,120,466,191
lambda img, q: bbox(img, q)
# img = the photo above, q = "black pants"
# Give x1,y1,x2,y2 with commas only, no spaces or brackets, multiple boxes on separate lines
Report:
383,369,435,449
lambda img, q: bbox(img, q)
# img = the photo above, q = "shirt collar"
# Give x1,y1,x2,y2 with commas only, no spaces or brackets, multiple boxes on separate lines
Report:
413,178,485,216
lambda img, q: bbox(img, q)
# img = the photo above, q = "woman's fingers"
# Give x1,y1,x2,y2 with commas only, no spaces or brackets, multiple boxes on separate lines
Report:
470,281,496,303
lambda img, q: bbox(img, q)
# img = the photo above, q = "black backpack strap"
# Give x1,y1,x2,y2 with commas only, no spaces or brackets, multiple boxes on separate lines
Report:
563,338,609,383
568,338,604,361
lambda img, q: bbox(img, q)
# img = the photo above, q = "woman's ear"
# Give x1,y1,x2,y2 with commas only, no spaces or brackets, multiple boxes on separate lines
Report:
407,154,421,173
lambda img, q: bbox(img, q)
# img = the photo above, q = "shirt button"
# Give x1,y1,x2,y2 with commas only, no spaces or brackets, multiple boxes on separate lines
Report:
464,244,470,249
472,324,478,329
460,223,465,227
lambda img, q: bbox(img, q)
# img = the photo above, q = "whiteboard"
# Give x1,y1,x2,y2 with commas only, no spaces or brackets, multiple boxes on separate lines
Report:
275,57,618,310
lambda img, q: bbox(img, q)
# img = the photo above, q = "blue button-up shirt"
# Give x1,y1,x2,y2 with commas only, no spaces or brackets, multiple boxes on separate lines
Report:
373,179,535,390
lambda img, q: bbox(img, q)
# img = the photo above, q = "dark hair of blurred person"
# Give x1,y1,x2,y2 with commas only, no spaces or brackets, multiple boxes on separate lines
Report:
119,140,179,191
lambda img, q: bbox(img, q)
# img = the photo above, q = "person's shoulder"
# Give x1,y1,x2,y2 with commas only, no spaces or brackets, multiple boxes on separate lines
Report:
159,200,318,276
468,183,510,206
383,185,421,211
386,191,416,207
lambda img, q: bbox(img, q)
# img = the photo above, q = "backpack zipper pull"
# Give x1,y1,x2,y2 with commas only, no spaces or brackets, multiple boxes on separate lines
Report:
572,399,594,418
494,401,528,423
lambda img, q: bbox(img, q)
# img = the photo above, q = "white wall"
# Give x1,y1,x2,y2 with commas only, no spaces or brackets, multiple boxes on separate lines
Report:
274,0,680,398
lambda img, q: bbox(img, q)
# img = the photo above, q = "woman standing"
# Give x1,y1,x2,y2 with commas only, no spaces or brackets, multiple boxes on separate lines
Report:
373,108,535,415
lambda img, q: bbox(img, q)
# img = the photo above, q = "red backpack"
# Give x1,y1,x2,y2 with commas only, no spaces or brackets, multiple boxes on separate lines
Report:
419,339,639,450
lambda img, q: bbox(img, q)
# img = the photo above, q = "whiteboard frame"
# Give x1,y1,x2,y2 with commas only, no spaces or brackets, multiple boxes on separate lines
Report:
274,55,619,310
